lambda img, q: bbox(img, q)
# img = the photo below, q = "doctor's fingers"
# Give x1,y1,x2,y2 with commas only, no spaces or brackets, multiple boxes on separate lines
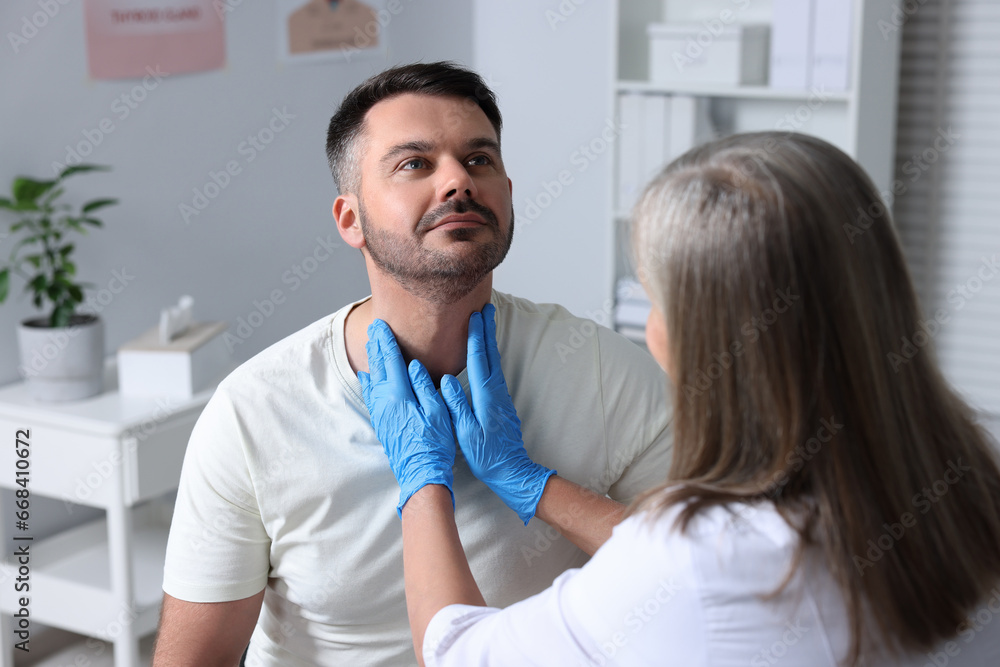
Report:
364,332,386,385
481,303,504,380
441,375,485,446
367,319,411,388
408,359,448,416
466,311,491,388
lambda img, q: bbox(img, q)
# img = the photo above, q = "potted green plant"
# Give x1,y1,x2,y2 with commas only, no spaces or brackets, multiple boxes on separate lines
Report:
0,164,117,401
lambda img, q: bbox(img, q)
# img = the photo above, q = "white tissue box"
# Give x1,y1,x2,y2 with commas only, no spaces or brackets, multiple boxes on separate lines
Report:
648,23,770,86
117,321,230,398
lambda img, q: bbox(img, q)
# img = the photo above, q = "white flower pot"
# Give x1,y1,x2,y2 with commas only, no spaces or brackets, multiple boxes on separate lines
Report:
17,315,105,401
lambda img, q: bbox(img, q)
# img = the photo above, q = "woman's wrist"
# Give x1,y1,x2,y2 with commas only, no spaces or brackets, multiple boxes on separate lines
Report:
401,483,455,519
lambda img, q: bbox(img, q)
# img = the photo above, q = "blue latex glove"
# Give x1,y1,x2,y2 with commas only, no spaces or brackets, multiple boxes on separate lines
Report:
440,304,556,525
358,320,455,518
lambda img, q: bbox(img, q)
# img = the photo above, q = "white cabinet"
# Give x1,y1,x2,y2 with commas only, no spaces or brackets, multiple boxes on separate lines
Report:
0,369,214,666
612,0,903,339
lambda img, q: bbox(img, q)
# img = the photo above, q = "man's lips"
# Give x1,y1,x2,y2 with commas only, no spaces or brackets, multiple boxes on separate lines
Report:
428,213,487,231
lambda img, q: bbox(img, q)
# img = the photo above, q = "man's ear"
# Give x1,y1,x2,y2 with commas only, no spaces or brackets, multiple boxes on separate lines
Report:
333,194,365,249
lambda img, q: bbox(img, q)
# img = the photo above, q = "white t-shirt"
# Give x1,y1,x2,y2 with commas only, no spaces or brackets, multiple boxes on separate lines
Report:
162,290,673,666
424,501,1000,666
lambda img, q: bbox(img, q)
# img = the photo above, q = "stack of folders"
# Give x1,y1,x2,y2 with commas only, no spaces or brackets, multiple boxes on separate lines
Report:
617,93,715,213
614,277,652,344
770,0,853,91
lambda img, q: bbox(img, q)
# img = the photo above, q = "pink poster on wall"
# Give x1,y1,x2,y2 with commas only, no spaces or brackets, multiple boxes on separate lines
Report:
84,0,225,80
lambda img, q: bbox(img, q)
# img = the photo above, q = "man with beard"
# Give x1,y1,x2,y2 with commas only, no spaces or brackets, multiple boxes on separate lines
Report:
153,62,673,667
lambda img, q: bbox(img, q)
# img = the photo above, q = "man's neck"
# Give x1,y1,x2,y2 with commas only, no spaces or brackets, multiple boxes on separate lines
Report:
345,275,493,384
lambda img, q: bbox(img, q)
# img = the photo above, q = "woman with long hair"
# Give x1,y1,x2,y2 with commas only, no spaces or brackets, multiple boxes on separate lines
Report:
358,132,1000,666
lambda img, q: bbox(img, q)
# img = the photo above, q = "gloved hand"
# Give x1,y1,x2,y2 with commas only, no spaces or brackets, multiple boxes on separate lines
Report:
358,319,455,518
440,304,556,525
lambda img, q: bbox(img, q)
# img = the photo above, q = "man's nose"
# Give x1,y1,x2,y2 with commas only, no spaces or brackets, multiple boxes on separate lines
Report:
437,158,478,201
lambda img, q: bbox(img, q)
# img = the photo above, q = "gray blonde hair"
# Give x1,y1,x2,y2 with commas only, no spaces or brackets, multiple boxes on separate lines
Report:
630,132,1000,665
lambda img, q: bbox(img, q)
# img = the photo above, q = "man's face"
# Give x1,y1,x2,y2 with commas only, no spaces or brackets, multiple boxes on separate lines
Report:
354,93,514,303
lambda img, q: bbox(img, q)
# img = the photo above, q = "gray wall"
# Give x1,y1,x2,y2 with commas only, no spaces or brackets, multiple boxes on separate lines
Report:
475,0,616,323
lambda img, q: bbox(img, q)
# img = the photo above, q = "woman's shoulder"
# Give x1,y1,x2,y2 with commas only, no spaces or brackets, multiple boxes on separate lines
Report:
562,498,845,665
614,498,808,602
618,497,800,549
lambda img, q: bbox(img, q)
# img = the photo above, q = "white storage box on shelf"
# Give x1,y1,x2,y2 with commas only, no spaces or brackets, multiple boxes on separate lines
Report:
648,23,770,86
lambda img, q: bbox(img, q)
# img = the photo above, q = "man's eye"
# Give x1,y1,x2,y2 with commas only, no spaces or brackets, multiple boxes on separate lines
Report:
401,158,425,170
468,155,491,166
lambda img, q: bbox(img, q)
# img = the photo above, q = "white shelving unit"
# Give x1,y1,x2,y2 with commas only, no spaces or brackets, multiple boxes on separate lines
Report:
0,367,214,667
617,80,852,102
612,0,903,342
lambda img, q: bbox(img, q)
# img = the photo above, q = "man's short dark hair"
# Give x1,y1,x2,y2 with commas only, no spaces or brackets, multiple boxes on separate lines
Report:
325,61,502,195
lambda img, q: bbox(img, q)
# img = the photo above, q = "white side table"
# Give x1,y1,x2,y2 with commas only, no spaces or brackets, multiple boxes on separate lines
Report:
0,368,215,667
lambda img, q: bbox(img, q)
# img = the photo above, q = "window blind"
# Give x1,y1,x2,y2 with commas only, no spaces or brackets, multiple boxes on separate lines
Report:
893,0,1000,428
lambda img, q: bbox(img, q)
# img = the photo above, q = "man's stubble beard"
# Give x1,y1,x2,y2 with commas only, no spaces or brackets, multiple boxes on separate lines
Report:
358,198,515,304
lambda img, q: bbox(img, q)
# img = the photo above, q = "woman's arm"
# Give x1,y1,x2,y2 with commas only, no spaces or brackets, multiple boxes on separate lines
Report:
399,481,629,665
401,485,485,665
535,476,625,555
441,305,625,554
359,308,625,662
359,320,488,664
